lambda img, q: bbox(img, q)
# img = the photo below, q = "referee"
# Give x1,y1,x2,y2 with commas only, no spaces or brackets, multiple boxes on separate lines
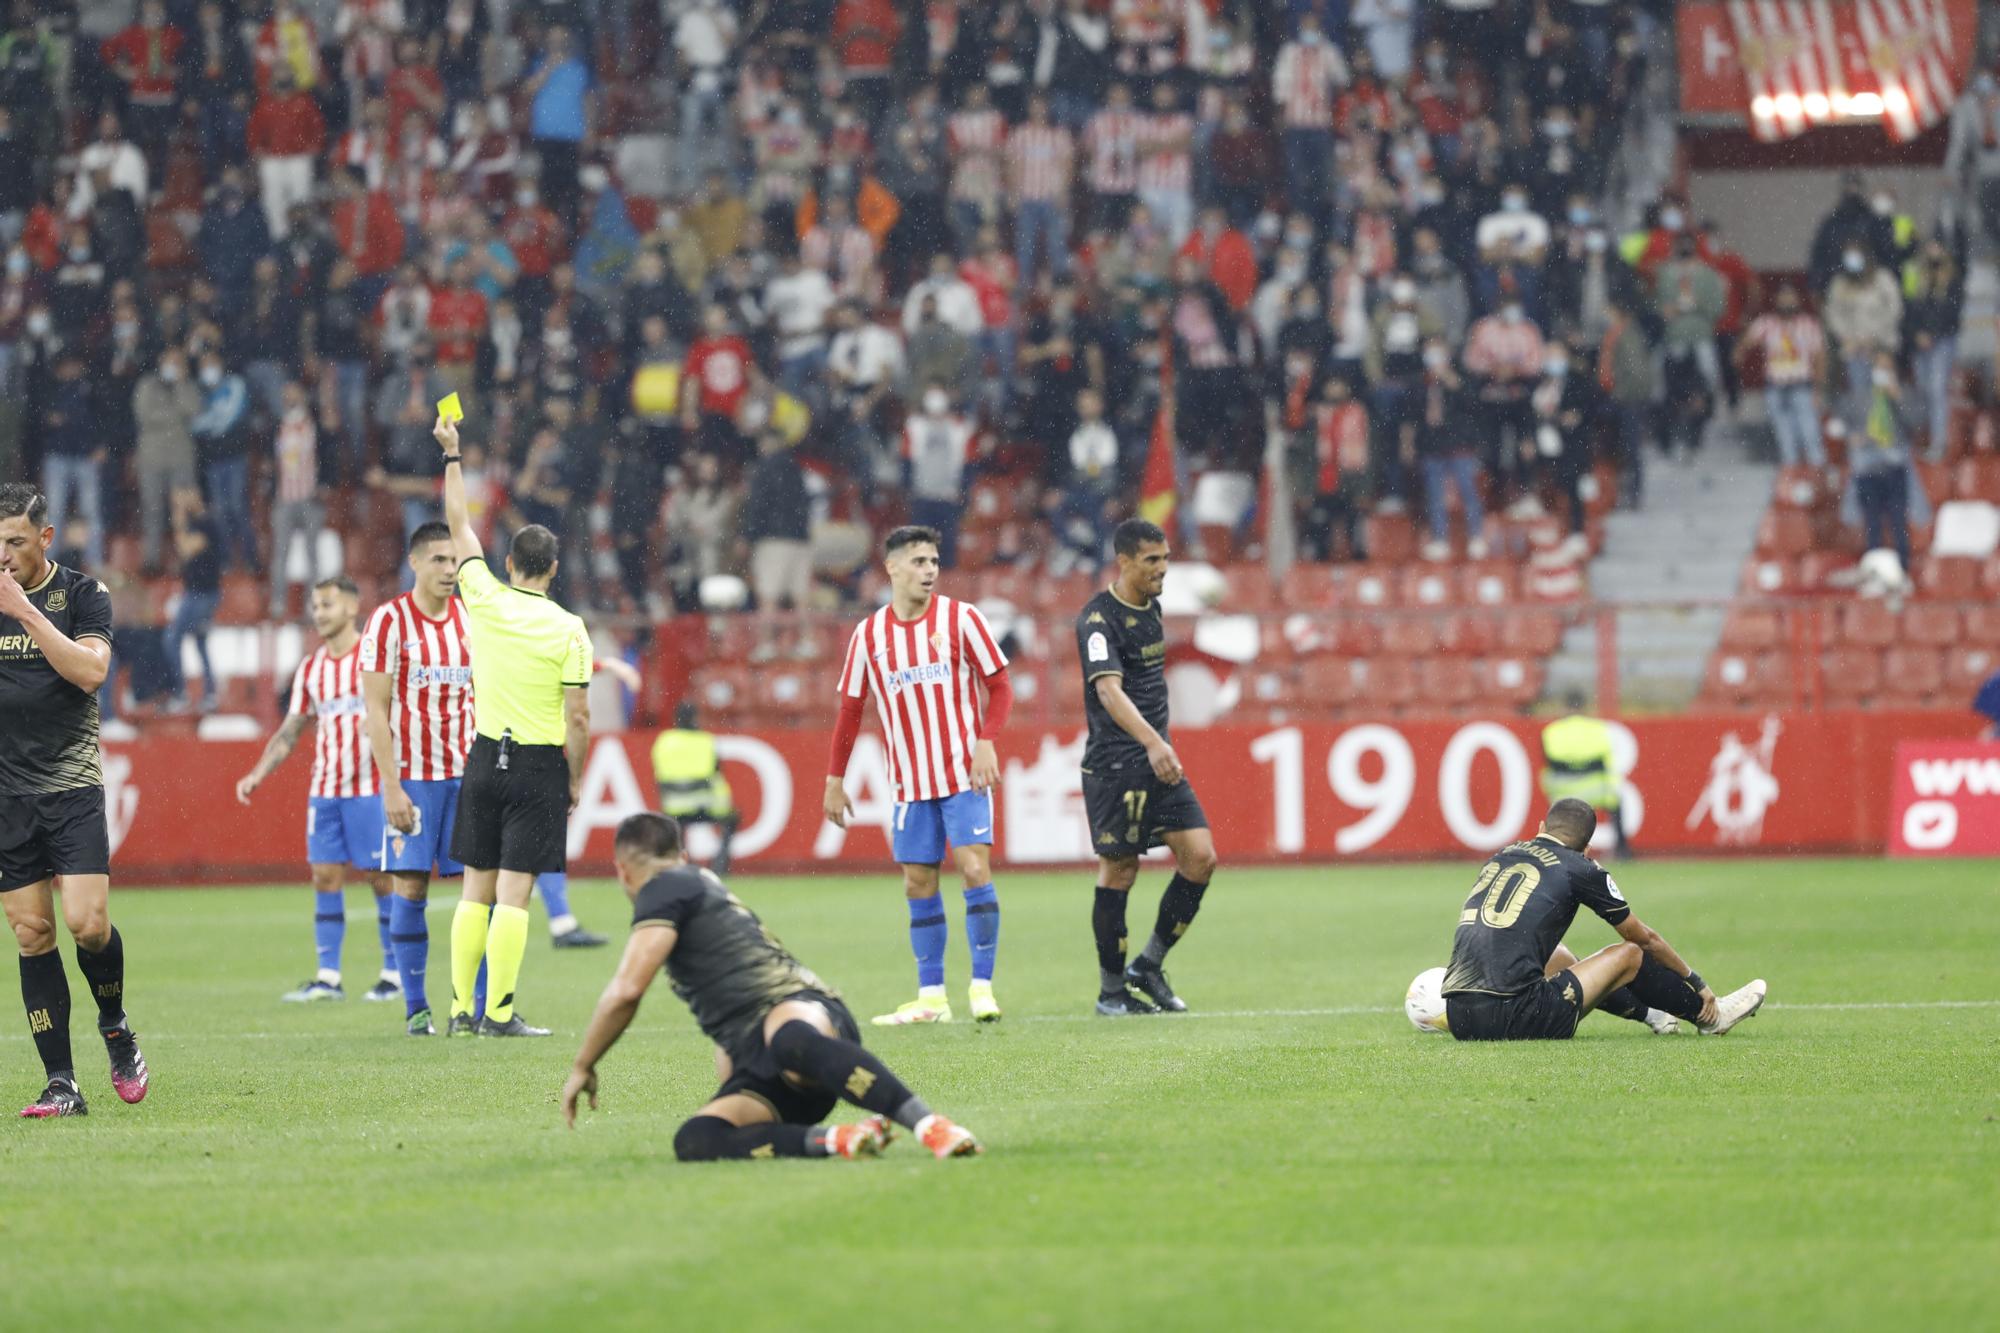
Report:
433,416,593,1037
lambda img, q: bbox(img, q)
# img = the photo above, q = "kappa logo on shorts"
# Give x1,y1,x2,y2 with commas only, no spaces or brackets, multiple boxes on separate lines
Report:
1562,982,1578,1004
45,589,66,612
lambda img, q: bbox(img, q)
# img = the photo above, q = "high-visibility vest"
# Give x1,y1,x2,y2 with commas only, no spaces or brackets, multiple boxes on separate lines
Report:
652,729,731,815
1540,714,1619,807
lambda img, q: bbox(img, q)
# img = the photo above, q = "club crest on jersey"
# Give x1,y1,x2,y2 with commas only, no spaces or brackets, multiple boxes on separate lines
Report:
931,629,948,656
45,589,66,612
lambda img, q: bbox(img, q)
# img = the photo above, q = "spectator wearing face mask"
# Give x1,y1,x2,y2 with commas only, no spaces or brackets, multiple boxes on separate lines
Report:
1408,226,1470,346
1525,343,1597,537
1412,337,1486,558
246,70,328,239
1738,284,1826,470
1272,14,1348,227
1844,351,1915,572
1901,235,1967,460
190,350,260,571
1305,376,1371,563
1808,171,1897,296
1656,232,1726,450
1946,70,2000,248
268,379,329,616
132,347,204,572
39,353,103,570
1463,299,1544,489
1823,244,1903,398
1366,273,1440,491
901,384,979,567
1475,181,1551,268
1055,387,1119,569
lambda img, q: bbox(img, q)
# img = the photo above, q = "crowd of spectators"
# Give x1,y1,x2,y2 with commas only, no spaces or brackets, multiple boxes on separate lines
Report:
4,0,1983,672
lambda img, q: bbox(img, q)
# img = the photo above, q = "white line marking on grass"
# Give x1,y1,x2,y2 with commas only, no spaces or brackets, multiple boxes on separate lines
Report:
0,1000,1991,1044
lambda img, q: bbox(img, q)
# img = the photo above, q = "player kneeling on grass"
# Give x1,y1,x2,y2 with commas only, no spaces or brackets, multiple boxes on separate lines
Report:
561,813,982,1160
1441,798,1766,1041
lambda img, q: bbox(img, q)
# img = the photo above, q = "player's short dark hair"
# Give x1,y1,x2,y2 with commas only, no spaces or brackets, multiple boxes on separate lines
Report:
0,483,48,530
1113,518,1168,557
615,812,684,861
1545,798,1598,849
313,575,359,598
408,521,453,554
883,525,942,557
508,524,559,579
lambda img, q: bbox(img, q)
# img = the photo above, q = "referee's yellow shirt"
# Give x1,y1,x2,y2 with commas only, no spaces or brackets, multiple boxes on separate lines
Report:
457,557,593,746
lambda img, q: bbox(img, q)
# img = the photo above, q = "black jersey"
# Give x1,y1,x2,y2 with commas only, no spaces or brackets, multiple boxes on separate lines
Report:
631,866,835,1055
1441,836,1632,997
1076,587,1169,773
0,563,112,796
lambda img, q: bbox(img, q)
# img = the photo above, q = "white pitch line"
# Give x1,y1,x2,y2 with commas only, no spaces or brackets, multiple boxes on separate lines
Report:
0,998,1991,1043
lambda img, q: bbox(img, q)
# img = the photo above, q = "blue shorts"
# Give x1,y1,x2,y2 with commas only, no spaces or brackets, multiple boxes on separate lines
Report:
379,779,463,877
891,790,994,867
307,796,384,871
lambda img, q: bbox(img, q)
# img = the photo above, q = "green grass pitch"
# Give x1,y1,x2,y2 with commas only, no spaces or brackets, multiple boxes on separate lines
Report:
3,857,1997,1331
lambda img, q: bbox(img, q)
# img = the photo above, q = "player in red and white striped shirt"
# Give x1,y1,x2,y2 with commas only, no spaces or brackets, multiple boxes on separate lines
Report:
234,577,400,1003
360,520,475,1034
824,526,1014,1027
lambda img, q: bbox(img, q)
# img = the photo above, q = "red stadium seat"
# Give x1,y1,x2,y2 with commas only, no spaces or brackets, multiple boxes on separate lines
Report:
1417,657,1477,712
1946,647,1999,694
1438,612,1499,657
1838,601,1898,648
1223,564,1278,612
1499,610,1564,657
1479,657,1543,708
1363,513,1417,565
1757,509,1814,558
1336,619,1385,658
1399,567,1457,609
1348,570,1397,610
1719,606,1783,652
1819,648,1882,702
1354,657,1419,710
1882,646,1945,697
1701,651,1776,708
1297,656,1362,709
1740,558,1795,596
1954,455,2000,502
1461,564,1518,607
1920,556,1982,601
1901,605,1961,648
1964,607,2000,647
1279,564,1339,608
1382,617,1440,657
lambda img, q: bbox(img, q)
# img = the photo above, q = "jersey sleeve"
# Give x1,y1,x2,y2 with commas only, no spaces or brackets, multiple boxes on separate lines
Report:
631,873,705,930
561,615,593,687
456,555,500,609
358,606,397,676
1077,605,1122,683
960,603,1008,675
1574,861,1632,927
69,576,113,648
286,659,314,716
835,622,870,699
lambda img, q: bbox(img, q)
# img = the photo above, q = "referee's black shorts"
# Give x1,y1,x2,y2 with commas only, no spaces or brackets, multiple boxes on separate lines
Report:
452,736,568,874
0,787,111,892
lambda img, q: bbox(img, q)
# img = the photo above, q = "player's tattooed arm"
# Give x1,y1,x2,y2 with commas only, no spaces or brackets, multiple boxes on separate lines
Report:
563,924,677,1127
236,713,313,804
1093,675,1183,784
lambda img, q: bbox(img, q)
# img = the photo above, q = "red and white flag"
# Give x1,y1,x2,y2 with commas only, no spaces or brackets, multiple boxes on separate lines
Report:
1730,0,1961,143
1857,0,1959,142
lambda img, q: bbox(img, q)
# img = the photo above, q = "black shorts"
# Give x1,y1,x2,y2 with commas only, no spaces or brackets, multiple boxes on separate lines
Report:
713,991,862,1126
1082,768,1210,859
1444,970,1585,1041
451,736,568,875
0,787,111,892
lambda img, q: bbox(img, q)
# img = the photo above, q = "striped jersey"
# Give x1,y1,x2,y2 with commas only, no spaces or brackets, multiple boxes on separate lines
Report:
1084,106,1142,194
358,593,475,781
836,594,1008,803
287,640,376,799
1137,111,1192,193
1006,123,1074,202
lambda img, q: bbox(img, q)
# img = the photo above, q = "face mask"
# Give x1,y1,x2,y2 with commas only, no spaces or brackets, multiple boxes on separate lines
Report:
447,9,472,33
1871,368,1895,388
115,320,139,339
1567,205,1592,226
1584,230,1608,253
1503,194,1527,213
1301,28,1321,45
1843,252,1864,274
68,246,89,263
26,312,49,336
1976,73,1997,95
1660,208,1684,232
159,365,180,383
1543,120,1572,139
1423,346,1447,370
1277,259,1306,283
515,189,536,207
1285,226,1314,250
1544,356,1568,376
1502,305,1524,324
1390,279,1416,304
200,365,222,387
285,405,307,422
1872,194,1893,216
1295,301,1320,320
1420,186,1445,206
5,253,23,276
923,390,948,414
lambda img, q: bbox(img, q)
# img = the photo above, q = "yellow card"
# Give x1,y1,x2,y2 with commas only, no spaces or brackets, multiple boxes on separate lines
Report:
436,392,464,422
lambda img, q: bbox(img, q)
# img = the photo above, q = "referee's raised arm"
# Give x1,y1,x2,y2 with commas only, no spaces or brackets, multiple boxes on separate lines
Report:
434,416,483,564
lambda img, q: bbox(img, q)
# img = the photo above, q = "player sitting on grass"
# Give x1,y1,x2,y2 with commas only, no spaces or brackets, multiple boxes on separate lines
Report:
1441,798,1766,1041
561,813,982,1161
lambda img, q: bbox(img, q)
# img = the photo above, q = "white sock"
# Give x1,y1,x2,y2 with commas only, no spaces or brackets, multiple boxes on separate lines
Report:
317,967,341,986
917,984,947,1002
549,913,578,936
380,967,401,985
